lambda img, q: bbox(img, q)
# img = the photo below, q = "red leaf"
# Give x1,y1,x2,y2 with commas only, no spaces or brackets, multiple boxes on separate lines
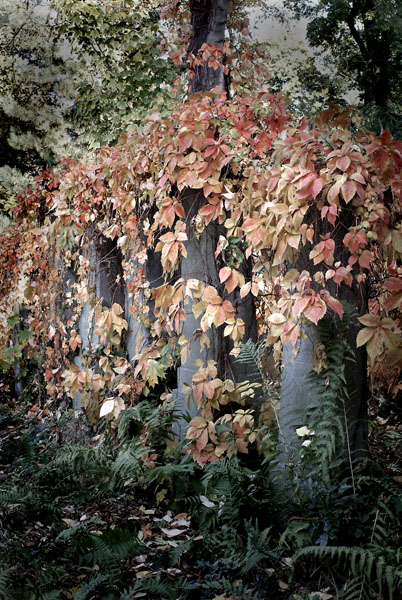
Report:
179,134,193,153
304,296,326,325
293,295,311,319
321,291,344,319
311,177,323,199
384,277,402,292
219,267,232,283
341,180,356,203
336,156,351,172
359,250,373,269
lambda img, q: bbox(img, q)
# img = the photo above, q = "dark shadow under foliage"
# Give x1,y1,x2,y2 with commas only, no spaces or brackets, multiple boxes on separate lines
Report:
0,347,401,600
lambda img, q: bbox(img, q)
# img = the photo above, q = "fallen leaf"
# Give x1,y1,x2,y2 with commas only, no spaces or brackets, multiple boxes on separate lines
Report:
136,571,152,579
61,518,80,528
200,495,215,508
160,528,186,537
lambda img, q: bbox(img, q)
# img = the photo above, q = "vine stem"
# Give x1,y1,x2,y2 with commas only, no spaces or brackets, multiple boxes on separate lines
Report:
357,508,380,600
343,399,356,496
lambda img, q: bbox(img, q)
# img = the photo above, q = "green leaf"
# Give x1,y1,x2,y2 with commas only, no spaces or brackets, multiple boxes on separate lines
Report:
7,315,20,328
18,330,33,342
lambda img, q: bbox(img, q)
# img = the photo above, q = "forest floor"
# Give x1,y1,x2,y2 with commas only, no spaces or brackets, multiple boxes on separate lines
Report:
0,384,401,600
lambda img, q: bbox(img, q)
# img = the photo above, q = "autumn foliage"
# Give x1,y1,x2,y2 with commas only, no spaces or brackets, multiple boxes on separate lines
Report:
1,85,401,465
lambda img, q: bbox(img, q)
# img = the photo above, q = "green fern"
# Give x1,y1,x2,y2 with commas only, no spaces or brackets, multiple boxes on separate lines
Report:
124,573,186,599
338,576,378,600
73,574,108,600
235,338,266,384
200,576,259,599
0,569,9,600
118,399,176,446
56,517,106,543
143,460,197,486
108,443,144,489
0,485,32,508
293,544,401,599
36,444,113,501
299,305,360,489
241,520,277,574
82,527,142,571
35,590,62,600
169,539,193,566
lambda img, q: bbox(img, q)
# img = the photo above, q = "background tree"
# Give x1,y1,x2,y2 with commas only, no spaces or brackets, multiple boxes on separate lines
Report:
0,0,177,217
281,0,402,135
51,0,177,147
0,0,84,212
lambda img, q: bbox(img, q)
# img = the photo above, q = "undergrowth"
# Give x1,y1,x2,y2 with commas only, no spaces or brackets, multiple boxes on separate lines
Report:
0,309,400,599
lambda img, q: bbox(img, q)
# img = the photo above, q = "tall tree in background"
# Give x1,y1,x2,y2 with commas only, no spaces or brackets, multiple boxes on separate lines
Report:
0,0,83,212
168,0,257,425
282,0,402,135
0,0,177,215
52,0,176,146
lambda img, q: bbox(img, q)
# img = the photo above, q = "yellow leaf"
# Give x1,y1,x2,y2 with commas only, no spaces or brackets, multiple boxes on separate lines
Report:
356,328,375,348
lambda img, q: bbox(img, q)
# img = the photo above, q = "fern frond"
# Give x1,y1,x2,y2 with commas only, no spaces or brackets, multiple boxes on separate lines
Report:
73,574,108,600
126,573,186,600
200,576,259,599
36,590,62,600
0,569,9,600
83,527,141,570
294,545,400,599
56,517,106,542
144,461,197,486
241,520,276,574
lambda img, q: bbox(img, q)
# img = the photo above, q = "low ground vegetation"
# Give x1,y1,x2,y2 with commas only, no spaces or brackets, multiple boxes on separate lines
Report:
0,364,400,600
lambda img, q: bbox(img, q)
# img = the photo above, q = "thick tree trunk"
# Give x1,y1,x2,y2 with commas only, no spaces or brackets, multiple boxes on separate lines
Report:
175,0,257,429
188,0,230,95
275,203,368,491
175,189,221,435
75,234,125,409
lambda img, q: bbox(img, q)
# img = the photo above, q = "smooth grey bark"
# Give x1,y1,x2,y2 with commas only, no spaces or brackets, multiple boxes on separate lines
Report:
223,259,257,383
175,0,230,427
175,189,220,435
74,245,98,409
124,253,149,362
276,204,368,490
175,0,257,431
277,331,316,452
74,234,125,409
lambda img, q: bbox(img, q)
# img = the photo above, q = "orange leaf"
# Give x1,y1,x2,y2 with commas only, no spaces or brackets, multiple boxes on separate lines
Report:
202,286,221,304
240,282,251,298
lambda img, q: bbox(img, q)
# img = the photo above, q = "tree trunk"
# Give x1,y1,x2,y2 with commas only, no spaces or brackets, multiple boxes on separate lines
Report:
275,203,368,492
75,234,125,409
188,0,230,95
175,0,257,429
